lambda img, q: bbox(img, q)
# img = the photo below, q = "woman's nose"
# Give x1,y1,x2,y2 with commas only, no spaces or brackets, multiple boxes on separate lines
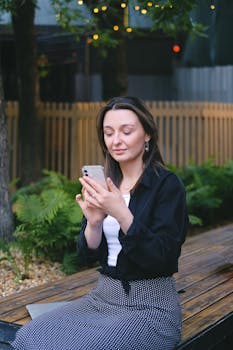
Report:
113,133,121,144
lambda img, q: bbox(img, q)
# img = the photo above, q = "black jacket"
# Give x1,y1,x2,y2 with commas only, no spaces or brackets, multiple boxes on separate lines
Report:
77,166,189,281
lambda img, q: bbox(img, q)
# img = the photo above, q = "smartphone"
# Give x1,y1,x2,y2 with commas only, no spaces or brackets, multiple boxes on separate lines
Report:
81,165,106,186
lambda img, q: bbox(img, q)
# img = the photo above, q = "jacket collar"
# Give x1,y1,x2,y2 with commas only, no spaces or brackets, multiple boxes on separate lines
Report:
139,164,162,189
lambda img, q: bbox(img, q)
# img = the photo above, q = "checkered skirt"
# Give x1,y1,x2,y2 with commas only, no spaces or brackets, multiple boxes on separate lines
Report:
12,274,182,350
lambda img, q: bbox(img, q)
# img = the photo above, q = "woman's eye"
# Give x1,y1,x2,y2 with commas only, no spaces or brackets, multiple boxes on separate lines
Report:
123,130,131,135
104,133,113,137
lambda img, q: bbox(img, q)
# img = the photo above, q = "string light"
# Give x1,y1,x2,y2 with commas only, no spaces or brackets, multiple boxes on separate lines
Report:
126,27,133,33
210,4,215,10
89,1,181,37
77,0,83,5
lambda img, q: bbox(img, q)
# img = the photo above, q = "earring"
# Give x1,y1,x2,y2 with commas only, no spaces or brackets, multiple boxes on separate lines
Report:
145,141,149,152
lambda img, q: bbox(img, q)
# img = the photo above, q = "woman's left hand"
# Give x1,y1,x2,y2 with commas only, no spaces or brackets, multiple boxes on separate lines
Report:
79,176,131,225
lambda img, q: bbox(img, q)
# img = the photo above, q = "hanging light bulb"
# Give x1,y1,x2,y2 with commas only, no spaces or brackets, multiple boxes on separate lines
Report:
210,4,215,10
126,27,133,33
147,2,153,7
134,5,140,11
172,44,181,53
113,25,119,31
93,34,99,40
93,8,99,14
102,5,108,11
121,3,127,9
141,9,147,14
77,0,83,5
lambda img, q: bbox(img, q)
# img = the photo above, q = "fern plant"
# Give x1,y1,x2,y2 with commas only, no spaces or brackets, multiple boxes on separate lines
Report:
13,171,83,266
167,160,233,227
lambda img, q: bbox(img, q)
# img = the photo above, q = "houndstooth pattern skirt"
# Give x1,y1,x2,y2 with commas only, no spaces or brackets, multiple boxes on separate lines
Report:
12,274,182,350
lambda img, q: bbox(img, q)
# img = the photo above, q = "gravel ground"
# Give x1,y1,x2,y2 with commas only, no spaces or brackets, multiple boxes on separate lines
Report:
0,247,65,298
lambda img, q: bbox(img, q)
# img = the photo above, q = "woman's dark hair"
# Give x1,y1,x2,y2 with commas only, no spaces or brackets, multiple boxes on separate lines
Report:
96,96,164,187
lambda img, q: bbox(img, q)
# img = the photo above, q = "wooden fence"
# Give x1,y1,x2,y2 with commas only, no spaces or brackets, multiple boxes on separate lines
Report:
5,101,233,180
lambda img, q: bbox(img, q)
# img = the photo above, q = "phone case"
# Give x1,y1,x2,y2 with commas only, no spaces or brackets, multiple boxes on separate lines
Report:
82,165,106,184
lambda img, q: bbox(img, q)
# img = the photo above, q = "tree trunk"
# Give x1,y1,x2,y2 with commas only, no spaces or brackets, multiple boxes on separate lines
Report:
100,0,128,99
12,0,42,186
102,40,128,100
0,63,14,242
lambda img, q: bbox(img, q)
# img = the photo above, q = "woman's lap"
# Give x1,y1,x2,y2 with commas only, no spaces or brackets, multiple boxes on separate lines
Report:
11,275,181,350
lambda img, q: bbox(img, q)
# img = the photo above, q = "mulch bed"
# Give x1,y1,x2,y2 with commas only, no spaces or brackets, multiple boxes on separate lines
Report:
0,247,65,298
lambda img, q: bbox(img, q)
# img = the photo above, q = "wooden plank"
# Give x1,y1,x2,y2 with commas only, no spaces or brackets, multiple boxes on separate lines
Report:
177,263,233,295
182,278,233,321
181,292,233,340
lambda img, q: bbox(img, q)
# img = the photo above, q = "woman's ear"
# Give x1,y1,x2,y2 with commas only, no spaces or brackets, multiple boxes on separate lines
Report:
145,135,151,142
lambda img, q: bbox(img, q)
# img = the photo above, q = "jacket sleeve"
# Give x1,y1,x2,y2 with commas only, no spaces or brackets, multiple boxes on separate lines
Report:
77,216,101,266
119,173,189,273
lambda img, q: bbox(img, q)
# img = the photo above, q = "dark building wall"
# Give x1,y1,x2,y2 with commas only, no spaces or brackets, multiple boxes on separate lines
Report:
183,0,233,67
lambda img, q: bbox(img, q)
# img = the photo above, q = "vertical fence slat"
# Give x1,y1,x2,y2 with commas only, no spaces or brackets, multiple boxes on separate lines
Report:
63,109,69,178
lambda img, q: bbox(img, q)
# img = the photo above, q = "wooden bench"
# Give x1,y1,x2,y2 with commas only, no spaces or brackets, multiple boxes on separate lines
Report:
1,224,233,349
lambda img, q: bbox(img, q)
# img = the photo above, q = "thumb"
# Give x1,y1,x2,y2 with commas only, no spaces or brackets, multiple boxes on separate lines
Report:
106,177,119,193
76,194,84,210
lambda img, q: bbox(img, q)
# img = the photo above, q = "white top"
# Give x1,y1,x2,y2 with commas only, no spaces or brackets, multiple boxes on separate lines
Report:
103,194,130,266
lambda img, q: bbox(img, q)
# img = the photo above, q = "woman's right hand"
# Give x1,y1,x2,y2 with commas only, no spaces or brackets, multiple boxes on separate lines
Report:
76,188,106,250
75,187,106,226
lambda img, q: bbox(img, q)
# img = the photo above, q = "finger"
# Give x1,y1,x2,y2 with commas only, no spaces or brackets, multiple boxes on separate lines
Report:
80,179,101,198
82,176,106,193
79,178,95,197
76,194,82,203
106,177,119,193
76,193,98,211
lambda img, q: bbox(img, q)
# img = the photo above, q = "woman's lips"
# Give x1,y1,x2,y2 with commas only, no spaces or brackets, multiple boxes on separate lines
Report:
112,149,127,154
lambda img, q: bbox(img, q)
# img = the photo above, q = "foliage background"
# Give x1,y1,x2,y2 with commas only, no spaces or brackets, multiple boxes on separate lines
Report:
3,160,232,275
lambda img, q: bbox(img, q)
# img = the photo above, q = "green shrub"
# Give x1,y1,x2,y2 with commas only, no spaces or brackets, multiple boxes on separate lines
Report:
61,252,80,275
169,160,233,227
12,170,83,266
0,239,23,281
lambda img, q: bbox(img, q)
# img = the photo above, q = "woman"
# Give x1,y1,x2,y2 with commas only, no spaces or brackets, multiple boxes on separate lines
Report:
12,96,188,350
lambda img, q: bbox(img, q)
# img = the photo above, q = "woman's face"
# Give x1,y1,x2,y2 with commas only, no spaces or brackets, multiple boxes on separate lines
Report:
103,109,150,165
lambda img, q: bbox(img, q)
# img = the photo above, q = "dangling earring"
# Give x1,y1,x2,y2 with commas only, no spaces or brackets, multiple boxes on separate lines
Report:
145,141,149,152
